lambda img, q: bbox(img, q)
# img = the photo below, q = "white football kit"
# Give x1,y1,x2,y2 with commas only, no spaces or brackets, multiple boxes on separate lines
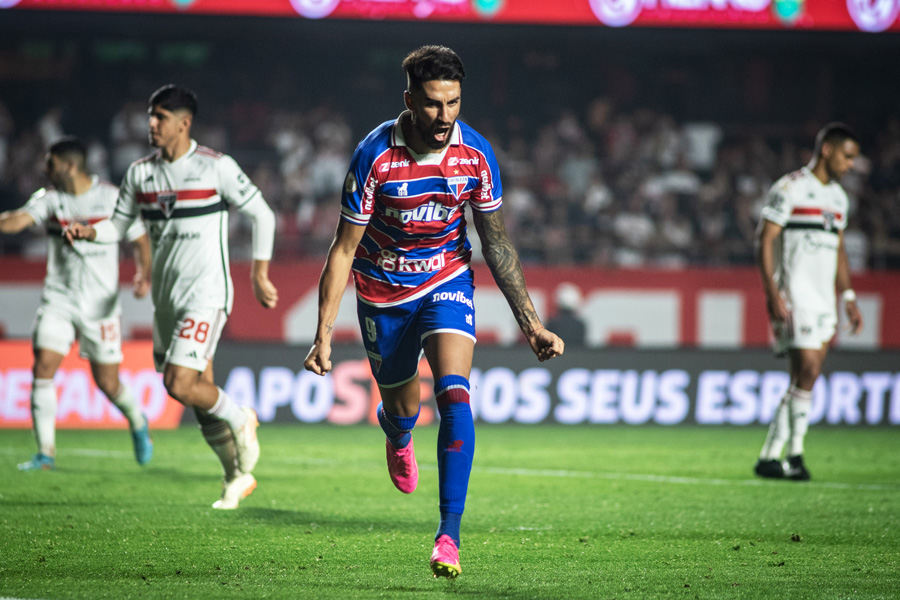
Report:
760,166,849,352
24,176,146,363
93,140,274,372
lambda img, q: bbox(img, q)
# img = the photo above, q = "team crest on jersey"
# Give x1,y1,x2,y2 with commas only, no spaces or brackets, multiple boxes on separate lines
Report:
448,176,468,200
157,192,177,218
367,350,383,374
822,211,836,231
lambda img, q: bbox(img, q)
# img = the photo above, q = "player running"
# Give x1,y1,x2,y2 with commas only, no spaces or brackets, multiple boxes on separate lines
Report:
1,137,153,471
66,85,279,508
304,45,564,578
754,122,864,481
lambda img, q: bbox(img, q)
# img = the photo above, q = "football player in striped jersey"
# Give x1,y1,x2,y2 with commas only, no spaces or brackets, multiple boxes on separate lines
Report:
754,122,863,481
66,86,278,508
304,46,564,577
1,137,153,471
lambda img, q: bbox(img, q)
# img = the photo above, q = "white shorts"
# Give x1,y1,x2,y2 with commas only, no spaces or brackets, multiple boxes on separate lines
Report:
153,305,227,373
773,308,837,356
32,303,123,364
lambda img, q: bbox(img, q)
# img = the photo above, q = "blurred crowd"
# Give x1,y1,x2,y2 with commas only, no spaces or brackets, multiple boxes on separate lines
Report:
2,95,900,270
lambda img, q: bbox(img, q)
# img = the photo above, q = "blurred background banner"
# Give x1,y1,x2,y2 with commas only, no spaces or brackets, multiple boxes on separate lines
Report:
209,342,900,426
2,258,899,348
5,0,900,32
4,340,897,429
0,340,184,429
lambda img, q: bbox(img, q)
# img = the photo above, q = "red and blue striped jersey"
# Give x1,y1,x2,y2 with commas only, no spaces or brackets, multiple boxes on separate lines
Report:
341,116,503,307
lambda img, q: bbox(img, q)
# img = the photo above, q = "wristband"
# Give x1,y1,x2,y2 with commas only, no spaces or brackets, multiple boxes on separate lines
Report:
529,325,544,335
841,289,857,303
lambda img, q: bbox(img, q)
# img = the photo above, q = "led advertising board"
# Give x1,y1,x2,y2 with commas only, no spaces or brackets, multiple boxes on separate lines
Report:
4,0,900,32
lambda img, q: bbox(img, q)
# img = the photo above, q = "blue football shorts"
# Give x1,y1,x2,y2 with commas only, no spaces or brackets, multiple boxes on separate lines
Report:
356,271,477,387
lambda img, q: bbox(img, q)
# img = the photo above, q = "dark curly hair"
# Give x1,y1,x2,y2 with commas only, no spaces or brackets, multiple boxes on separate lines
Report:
402,46,466,92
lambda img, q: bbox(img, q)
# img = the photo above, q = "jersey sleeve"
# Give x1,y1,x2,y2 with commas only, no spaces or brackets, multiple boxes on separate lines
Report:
102,183,145,242
759,177,793,227
22,188,52,226
468,139,503,213
95,168,140,243
236,193,276,261
836,188,850,232
123,215,147,242
340,143,376,226
217,154,262,208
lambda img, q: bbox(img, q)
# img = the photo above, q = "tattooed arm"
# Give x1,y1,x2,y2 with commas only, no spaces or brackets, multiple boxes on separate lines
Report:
473,208,564,361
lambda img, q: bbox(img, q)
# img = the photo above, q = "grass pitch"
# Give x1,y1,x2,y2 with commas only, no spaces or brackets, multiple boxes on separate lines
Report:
2,425,898,599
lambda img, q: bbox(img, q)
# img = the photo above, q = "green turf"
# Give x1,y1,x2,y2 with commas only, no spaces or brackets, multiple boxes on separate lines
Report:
2,425,898,599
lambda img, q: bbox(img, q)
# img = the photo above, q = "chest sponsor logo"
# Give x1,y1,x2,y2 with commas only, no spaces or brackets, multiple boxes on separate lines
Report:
157,192,177,218
448,156,480,166
801,231,839,253
377,249,447,273
385,200,458,224
380,159,411,172
448,176,468,200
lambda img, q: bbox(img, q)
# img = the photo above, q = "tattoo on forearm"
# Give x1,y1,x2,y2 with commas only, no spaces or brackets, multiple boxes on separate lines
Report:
479,211,539,329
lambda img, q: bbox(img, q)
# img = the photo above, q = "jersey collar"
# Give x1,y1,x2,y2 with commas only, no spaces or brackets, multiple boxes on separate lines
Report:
391,113,461,150
155,139,198,164
802,164,838,188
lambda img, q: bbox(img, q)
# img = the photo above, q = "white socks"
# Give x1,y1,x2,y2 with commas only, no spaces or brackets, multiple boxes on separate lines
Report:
32,379,149,457
760,395,790,460
760,384,812,460
31,378,57,457
108,383,147,431
208,387,248,431
788,387,813,457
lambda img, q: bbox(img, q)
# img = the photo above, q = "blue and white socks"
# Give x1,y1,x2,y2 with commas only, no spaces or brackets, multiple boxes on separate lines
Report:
434,375,475,548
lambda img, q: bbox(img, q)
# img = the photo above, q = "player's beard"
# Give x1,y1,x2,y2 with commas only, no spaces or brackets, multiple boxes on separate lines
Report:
825,158,845,182
414,116,453,151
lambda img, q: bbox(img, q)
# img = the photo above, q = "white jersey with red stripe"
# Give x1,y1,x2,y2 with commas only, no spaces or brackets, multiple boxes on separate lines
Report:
341,116,503,307
23,176,146,319
112,140,262,315
760,166,849,314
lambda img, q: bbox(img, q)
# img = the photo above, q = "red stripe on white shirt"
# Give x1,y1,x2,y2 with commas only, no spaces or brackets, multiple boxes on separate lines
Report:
135,189,218,204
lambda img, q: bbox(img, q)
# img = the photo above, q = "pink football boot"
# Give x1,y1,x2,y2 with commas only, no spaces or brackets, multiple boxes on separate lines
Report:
385,437,418,493
430,535,461,578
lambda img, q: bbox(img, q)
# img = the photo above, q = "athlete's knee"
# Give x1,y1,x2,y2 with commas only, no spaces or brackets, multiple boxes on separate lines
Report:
32,362,58,380
380,379,421,417
795,362,823,390
94,373,121,399
163,370,198,405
